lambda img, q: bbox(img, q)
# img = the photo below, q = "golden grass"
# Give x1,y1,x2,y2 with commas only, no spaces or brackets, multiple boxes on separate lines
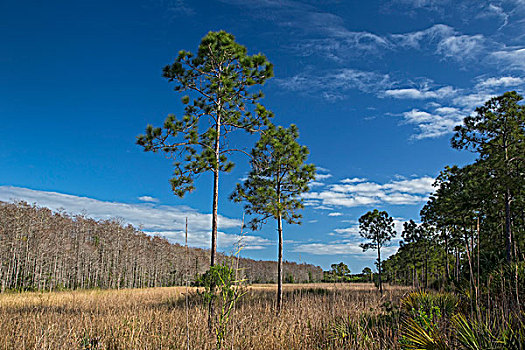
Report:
0,283,410,349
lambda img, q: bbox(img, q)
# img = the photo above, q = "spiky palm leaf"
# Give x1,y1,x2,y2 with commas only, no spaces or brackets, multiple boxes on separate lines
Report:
401,317,448,350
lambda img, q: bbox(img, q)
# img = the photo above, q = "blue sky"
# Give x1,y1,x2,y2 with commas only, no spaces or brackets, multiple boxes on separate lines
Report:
1,0,524,272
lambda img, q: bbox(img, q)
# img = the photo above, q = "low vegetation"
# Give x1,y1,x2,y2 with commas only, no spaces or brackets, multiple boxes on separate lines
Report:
2,283,522,349
0,283,411,349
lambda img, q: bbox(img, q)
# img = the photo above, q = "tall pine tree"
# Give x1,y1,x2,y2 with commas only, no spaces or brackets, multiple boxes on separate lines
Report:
137,31,274,266
231,124,315,312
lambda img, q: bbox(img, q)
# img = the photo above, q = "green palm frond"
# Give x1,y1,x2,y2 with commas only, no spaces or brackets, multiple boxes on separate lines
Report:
401,318,448,350
451,313,495,350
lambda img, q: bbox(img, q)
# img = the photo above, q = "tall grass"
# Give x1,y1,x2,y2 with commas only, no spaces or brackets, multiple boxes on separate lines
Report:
0,283,409,349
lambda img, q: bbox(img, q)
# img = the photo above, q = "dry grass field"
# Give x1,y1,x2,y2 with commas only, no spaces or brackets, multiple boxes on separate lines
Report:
0,283,411,349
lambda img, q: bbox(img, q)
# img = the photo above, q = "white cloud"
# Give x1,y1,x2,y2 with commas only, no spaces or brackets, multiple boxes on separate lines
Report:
341,177,367,183
333,218,407,239
436,34,485,61
384,85,456,99
389,0,450,11
277,68,393,101
0,186,270,250
0,186,239,232
401,108,466,139
303,200,321,207
293,217,407,260
475,76,525,89
334,224,360,237
452,92,497,110
395,72,525,140
316,173,332,180
293,31,391,61
328,212,343,217
476,3,509,27
292,241,399,258
154,230,271,250
304,176,434,208
314,205,334,210
167,0,195,17
390,24,487,62
391,24,455,49
138,195,159,203
490,47,525,71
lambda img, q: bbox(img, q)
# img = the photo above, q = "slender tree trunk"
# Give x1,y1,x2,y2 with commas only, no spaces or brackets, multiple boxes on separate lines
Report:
412,264,416,288
505,189,512,263
445,228,450,281
464,231,475,315
411,247,415,288
424,240,428,289
210,115,221,267
377,244,382,296
277,211,283,313
477,217,480,312
210,116,221,334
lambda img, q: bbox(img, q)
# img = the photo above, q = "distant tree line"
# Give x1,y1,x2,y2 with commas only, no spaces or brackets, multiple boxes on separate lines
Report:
321,262,374,283
0,201,322,292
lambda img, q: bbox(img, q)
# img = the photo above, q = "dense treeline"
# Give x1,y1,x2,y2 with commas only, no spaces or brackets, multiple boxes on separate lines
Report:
382,91,524,301
0,201,322,292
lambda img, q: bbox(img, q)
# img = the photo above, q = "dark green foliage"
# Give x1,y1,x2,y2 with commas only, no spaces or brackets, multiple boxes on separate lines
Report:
384,92,524,293
137,31,273,196
136,31,274,266
231,124,316,230
231,123,315,311
359,209,396,294
322,262,361,283
359,209,396,252
379,92,525,349
452,91,525,263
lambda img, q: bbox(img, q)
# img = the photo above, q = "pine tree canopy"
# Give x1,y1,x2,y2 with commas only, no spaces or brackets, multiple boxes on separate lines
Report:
230,123,316,230
136,30,274,197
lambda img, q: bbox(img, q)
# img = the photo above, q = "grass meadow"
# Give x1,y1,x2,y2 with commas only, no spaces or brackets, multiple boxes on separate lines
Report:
0,283,411,349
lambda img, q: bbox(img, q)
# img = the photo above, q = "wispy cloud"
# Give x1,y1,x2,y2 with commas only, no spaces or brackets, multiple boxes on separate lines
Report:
393,73,525,139
0,186,270,250
292,32,391,62
328,212,343,217
386,0,519,29
401,108,466,139
384,85,456,100
316,173,332,180
490,47,525,72
391,24,487,62
292,217,406,261
475,76,525,89
341,177,368,184
138,195,159,203
277,68,393,101
167,0,195,16
292,241,399,258
303,176,434,208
